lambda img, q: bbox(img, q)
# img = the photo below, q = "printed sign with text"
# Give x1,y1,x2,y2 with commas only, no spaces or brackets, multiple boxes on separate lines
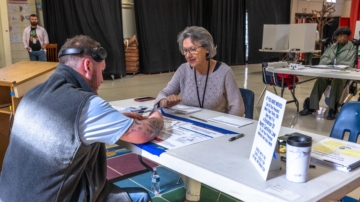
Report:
249,91,286,180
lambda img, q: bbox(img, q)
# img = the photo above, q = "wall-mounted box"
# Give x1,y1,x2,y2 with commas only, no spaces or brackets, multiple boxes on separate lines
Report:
262,24,290,51
289,23,317,51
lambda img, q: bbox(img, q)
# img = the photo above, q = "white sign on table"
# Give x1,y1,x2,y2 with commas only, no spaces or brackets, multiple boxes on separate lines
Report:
249,91,287,180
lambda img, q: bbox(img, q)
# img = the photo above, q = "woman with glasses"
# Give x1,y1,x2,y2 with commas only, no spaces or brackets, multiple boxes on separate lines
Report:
154,26,244,202
155,26,244,117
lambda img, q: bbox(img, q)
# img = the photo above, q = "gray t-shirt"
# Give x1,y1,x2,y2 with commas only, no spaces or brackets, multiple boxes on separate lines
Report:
156,62,244,116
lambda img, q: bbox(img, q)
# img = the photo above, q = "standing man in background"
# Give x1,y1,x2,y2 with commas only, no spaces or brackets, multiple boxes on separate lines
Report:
22,14,49,61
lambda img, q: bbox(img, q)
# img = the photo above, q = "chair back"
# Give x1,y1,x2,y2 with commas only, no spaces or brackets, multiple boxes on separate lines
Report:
46,44,58,62
239,88,255,119
330,102,360,142
261,62,274,85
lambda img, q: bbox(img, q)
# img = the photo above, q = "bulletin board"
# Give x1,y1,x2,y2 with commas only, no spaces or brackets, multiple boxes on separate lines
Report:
7,3,32,43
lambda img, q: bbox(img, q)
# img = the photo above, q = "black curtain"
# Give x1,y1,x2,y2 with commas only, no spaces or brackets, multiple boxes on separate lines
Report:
208,0,246,65
42,0,126,79
246,0,291,64
134,0,189,74
134,0,246,74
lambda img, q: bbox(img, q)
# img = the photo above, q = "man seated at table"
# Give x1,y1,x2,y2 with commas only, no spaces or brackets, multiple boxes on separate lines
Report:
0,35,164,201
299,27,357,120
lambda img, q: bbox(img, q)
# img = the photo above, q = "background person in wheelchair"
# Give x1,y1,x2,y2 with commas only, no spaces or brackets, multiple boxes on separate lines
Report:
299,27,357,120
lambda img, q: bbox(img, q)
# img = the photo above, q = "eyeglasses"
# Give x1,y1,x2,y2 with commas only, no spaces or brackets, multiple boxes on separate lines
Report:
182,46,202,55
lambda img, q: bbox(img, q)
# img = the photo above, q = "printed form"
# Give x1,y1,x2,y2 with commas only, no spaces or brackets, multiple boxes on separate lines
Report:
152,117,224,149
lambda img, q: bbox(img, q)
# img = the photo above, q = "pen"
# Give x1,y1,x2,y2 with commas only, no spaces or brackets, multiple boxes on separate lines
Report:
229,133,244,142
189,116,207,122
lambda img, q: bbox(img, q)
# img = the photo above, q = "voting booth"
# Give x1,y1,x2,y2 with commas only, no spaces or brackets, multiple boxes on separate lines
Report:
262,24,290,50
289,23,317,51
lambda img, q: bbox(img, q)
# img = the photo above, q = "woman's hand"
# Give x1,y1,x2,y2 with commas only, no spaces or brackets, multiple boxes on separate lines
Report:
123,112,144,120
159,95,182,108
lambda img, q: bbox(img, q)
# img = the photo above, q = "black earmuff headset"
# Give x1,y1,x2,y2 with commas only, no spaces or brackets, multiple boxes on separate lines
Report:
58,47,107,62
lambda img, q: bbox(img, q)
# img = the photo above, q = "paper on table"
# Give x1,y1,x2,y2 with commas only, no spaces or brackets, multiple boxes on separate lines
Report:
166,104,202,114
311,138,360,172
152,117,225,149
330,70,351,73
208,115,253,128
311,65,349,70
112,106,126,112
265,185,300,201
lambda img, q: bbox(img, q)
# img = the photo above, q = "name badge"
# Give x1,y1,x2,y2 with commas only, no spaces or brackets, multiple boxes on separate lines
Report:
33,38,37,44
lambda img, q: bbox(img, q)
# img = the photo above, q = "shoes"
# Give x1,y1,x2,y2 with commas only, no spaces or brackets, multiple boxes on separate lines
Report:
326,109,336,120
299,108,314,116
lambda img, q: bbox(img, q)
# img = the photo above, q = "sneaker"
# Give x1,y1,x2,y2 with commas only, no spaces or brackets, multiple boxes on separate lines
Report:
299,108,314,116
326,109,336,120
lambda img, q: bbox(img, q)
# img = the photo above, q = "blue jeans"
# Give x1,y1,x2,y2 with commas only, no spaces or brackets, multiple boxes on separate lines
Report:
123,187,152,202
28,50,47,61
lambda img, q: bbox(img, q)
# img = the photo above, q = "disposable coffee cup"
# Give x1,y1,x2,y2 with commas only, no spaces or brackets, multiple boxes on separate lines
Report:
286,135,312,183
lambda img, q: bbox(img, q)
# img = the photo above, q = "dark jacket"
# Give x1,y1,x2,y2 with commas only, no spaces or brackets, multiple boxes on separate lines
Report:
0,64,131,202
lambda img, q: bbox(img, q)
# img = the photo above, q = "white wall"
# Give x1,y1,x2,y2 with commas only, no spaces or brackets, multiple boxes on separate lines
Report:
291,0,351,23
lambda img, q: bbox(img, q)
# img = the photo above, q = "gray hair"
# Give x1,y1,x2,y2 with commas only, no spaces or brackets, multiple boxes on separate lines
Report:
177,26,217,59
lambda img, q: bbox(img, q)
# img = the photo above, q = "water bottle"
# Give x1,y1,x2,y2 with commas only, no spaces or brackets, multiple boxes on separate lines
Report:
151,168,160,194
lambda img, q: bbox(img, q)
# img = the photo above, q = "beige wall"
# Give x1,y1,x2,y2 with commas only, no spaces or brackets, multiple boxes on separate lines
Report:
10,0,37,64
291,0,351,23
0,3,5,68
122,0,137,39
342,0,352,17
0,1,11,68
0,0,37,68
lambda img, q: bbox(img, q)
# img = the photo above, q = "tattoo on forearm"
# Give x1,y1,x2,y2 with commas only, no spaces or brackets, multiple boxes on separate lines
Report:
148,118,162,135
124,118,162,140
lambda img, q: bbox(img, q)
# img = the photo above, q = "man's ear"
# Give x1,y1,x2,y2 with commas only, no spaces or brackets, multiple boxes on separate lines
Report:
83,58,92,77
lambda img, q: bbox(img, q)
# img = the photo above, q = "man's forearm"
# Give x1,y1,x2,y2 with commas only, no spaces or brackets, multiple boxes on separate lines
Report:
122,117,163,143
145,117,163,140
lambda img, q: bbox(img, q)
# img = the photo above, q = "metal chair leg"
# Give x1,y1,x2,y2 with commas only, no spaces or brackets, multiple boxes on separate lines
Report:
281,87,285,98
273,86,278,95
215,191,221,202
290,89,299,112
255,85,268,107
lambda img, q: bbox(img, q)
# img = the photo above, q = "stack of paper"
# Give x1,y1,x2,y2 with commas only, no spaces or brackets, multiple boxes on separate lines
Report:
311,65,348,70
208,115,253,128
311,138,360,172
167,104,202,114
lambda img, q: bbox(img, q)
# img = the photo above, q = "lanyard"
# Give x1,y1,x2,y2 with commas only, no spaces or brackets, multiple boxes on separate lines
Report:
194,60,210,108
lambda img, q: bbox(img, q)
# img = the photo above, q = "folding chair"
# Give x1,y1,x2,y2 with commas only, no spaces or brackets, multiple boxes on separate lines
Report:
239,88,255,119
46,44,58,62
256,62,299,112
329,101,360,202
255,62,278,107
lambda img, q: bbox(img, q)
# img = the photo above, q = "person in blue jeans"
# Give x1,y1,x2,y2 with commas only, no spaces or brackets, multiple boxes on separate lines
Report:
22,14,48,61
0,35,164,202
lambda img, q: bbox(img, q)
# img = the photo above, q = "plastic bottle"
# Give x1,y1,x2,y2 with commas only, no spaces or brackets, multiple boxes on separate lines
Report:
151,168,160,194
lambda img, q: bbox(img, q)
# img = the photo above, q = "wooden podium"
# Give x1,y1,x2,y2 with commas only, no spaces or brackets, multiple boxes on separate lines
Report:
0,61,58,170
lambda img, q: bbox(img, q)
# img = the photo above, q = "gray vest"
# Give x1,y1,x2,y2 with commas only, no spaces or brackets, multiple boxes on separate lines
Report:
0,64,131,202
